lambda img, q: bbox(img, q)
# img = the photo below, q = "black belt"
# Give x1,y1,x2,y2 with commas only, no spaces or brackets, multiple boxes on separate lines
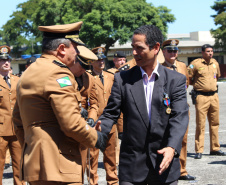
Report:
195,90,217,96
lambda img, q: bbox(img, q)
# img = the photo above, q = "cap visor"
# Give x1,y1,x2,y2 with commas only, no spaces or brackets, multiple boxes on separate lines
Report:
165,46,178,50
78,60,90,70
69,38,85,46
77,46,98,61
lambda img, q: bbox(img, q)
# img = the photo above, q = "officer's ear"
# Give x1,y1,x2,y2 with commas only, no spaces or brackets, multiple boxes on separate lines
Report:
57,44,67,56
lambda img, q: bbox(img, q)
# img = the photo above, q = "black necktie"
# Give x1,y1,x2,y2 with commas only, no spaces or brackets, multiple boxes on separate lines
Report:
99,74,104,85
4,76,11,88
171,65,177,71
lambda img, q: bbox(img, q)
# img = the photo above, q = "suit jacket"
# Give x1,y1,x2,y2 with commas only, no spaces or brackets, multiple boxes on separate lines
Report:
13,54,98,183
0,74,19,136
99,64,189,183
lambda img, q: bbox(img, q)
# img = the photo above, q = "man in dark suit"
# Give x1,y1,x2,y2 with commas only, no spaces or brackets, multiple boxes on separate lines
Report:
97,25,189,185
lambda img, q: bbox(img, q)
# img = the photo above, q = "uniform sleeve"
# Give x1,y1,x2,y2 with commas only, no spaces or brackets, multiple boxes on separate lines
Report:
12,100,24,147
88,81,98,121
44,69,98,148
187,61,196,85
216,62,221,79
184,65,190,89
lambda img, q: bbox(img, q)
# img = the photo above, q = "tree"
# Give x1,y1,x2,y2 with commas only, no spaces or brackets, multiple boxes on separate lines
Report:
211,0,226,53
1,0,175,56
1,0,41,56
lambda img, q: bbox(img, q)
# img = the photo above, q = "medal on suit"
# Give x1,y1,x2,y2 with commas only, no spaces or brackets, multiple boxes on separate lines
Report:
163,93,171,114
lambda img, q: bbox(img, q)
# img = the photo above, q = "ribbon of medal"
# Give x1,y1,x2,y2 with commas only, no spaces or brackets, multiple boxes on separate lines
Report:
163,93,171,114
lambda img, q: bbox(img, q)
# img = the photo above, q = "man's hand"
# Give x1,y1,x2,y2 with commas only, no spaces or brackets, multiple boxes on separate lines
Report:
94,120,101,131
87,118,95,127
157,147,175,175
80,107,88,120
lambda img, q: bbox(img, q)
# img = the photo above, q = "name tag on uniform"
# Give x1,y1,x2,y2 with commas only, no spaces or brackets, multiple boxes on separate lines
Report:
198,67,205,70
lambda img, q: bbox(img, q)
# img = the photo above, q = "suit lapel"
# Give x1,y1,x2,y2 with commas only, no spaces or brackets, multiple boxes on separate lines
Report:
151,64,167,132
130,66,149,128
0,76,10,91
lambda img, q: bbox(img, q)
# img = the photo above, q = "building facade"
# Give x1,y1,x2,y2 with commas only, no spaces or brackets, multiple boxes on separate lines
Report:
11,31,226,77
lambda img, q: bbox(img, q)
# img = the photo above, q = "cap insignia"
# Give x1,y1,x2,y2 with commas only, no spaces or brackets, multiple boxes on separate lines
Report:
97,48,103,55
1,47,8,54
170,40,177,46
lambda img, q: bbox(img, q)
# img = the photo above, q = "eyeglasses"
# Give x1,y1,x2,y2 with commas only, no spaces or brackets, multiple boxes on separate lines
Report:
167,50,178,54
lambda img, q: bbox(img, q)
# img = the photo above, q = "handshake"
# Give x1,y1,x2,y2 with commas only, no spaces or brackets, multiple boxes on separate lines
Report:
80,107,106,152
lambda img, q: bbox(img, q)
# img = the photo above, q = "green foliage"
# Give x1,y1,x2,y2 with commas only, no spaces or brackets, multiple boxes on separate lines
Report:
211,0,226,53
1,0,175,56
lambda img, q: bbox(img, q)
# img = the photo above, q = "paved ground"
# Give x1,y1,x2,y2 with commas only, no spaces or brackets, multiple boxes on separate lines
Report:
3,83,226,185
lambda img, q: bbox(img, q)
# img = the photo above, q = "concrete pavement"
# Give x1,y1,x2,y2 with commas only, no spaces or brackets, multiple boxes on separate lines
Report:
3,83,226,185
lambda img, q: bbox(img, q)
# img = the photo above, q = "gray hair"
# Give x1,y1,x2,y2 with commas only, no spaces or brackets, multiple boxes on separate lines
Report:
42,38,71,52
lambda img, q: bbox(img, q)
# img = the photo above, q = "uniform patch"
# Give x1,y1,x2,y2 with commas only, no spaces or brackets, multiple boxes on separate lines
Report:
57,76,72,88
213,64,216,68
189,64,194,69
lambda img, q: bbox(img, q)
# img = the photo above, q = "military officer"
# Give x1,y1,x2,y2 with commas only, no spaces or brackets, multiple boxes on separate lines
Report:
188,44,226,159
162,39,195,181
12,22,105,185
0,45,25,185
107,51,126,167
118,49,165,72
69,46,99,182
107,51,126,74
87,47,118,185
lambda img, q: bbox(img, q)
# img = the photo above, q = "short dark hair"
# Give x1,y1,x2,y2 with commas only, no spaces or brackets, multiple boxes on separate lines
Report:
133,25,163,49
42,38,71,53
202,44,213,52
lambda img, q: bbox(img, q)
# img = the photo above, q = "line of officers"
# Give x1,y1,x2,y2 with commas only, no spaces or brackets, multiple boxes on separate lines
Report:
0,21,225,185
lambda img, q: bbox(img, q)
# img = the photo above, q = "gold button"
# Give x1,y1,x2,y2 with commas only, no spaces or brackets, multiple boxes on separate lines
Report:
105,99,107,101
9,93,11,95
104,92,106,94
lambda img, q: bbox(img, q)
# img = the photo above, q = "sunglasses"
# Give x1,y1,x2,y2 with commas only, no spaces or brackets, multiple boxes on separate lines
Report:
167,50,178,54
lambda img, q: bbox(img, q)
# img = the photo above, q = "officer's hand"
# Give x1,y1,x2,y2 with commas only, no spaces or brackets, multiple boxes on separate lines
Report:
95,131,107,152
157,147,175,175
87,118,95,127
118,132,123,140
80,107,88,120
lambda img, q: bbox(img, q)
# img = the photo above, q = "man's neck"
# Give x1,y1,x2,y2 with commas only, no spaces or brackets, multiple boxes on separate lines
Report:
93,69,102,76
142,60,157,78
165,60,176,66
204,58,211,64
0,71,9,77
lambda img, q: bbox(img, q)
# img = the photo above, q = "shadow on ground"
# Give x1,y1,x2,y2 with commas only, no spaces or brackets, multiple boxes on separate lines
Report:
3,172,13,179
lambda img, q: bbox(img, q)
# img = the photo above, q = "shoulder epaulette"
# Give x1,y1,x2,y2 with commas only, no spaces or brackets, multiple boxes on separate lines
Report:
52,60,68,68
176,59,185,64
105,70,115,75
118,64,130,72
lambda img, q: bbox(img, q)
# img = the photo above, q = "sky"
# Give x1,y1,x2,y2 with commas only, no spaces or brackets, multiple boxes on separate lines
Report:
0,0,219,34
149,0,218,34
